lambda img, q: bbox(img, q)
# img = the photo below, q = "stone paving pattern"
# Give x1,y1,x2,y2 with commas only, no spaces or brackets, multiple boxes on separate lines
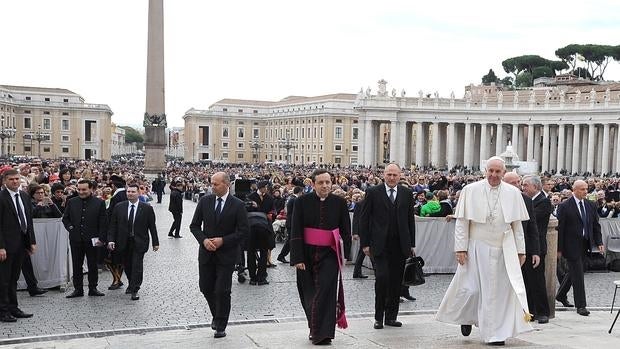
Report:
3,194,620,341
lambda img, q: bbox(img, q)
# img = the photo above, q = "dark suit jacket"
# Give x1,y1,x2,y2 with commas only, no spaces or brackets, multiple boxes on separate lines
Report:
0,189,36,253
532,192,554,255
168,188,183,214
107,189,127,218
285,194,298,230
360,184,415,257
62,195,108,243
557,198,603,260
108,201,159,254
521,193,540,256
189,193,249,265
351,199,364,235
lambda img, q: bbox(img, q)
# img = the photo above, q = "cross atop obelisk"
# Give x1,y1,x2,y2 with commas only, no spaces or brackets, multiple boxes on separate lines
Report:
143,0,167,174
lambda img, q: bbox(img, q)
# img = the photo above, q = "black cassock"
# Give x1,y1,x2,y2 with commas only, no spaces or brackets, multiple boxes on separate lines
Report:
290,192,351,344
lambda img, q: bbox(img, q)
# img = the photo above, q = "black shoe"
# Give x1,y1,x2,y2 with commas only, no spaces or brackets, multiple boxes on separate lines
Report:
28,288,47,297
374,320,383,329
174,235,182,238
66,289,84,298
353,273,369,279
10,309,33,318
314,338,332,345
385,320,402,327
461,324,472,336
536,315,549,324
125,288,133,294
402,294,416,301
556,296,574,307
238,273,247,284
577,307,590,316
131,292,140,301
277,256,289,264
108,283,122,290
258,280,269,286
168,233,174,238
267,263,277,268
249,280,257,285
488,341,505,346
88,289,105,296
0,313,16,322
214,330,226,338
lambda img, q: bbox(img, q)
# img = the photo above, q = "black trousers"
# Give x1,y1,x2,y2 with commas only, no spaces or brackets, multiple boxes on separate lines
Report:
21,253,38,291
522,254,550,316
373,246,406,322
70,240,99,290
247,249,267,281
353,245,374,275
168,212,182,236
277,229,291,259
156,192,163,204
123,238,145,292
0,250,25,313
199,262,235,331
557,256,587,308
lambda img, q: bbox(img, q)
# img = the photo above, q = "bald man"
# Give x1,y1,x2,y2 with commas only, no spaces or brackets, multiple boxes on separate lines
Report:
556,180,604,316
190,172,249,338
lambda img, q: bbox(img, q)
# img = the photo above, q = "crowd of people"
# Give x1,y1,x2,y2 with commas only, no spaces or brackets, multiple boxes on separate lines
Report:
0,156,616,345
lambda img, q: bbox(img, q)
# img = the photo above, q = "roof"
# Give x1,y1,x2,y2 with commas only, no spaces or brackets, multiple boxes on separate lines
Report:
211,93,357,108
0,84,78,95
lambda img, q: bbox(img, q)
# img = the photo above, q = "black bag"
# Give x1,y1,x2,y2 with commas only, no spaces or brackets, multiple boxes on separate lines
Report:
402,256,425,286
585,252,607,273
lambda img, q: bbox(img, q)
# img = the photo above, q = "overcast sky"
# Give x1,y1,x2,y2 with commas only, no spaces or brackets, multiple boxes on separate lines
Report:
1,0,619,127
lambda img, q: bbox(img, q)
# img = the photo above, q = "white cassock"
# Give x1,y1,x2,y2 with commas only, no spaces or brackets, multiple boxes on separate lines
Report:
436,179,532,343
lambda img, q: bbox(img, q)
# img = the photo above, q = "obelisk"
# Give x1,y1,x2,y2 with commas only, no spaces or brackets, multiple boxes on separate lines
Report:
143,0,167,174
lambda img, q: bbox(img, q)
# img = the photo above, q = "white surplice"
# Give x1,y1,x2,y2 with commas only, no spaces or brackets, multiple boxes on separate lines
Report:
435,180,532,343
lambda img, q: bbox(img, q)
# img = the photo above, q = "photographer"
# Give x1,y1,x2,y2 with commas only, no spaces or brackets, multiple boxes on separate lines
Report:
29,184,62,218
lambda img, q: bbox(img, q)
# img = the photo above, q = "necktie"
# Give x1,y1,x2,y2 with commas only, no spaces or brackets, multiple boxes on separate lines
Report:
14,193,27,234
579,201,587,237
215,197,223,216
128,204,135,237
389,188,395,204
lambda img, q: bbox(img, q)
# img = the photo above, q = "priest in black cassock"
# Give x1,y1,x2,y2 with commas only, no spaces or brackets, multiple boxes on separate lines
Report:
290,169,351,346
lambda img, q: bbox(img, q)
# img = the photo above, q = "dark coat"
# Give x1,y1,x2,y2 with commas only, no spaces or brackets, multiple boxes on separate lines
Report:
360,184,416,257
107,189,127,218
0,189,36,253
108,201,159,254
62,195,108,243
285,194,298,231
532,193,554,255
557,198,603,260
168,188,183,214
521,193,540,256
189,193,249,265
247,212,275,250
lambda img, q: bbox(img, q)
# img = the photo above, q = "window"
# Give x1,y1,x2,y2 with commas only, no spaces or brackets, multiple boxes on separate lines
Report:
62,120,69,131
62,112,69,116
301,128,305,139
62,135,69,142
320,144,323,150
63,98,69,103
222,108,228,112
238,121,245,125
320,127,323,138
43,147,50,152
62,147,69,153
352,145,358,152
352,127,359,140
238,109,243,113
335,145,342,151
335,126,343,139
238,128,245,138
253,110,258,114
24,146,31,152
43,135,51,141
238,142,244,149
237,153,244,159
25,96,31,101
44,97,50,102
222,127,229,138
336,119,342,123
253,129,259,138
222,142,229,148
222,152,228,158
223,120,229,124
43,119,51,130
335,157,341,164
24,118,32,129
24,110,31,114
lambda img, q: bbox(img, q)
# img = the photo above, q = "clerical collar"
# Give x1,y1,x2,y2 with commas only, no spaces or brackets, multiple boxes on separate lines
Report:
485,180,501,190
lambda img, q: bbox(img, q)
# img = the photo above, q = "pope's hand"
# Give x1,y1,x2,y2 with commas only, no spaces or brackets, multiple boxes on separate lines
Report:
456,251,467,265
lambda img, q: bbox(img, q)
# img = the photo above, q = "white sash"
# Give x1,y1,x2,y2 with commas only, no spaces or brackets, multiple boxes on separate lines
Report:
502,228,532,321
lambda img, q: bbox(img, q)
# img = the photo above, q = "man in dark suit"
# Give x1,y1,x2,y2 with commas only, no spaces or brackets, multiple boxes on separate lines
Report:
276,186,302,264
151,175,166,204
62,179,107,298
360,163,416,329
556,180,604,316
190,171,249,339
106,175,127,289
522,175,554,324
0,169,37,322
107,183,159,300
168,181,184,238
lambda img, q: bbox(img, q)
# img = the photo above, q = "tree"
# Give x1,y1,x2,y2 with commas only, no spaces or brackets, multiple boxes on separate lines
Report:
482,69,499,84
515,72,533,88
502,55,567,83
556,44,619,80
119,126,144,144
532,66,554,79
572,67,592,79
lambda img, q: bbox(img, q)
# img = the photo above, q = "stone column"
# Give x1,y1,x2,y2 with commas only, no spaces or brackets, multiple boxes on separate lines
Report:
527,124,535,161
511,123,519,151
389,121,399,164
358,119,366,166
416,123,425,167
447,123,456,169
534,125,541,165
587,124,596,173
597,126,604,174
479,123,488,163
572,124,581,174
431,122,440,168
546,216,558,319
518,125,526,158
557,124,565,172
398,121,407,166
616,124,620,173
542,124,550,173
550,125,558,172
464,123,472,168
364,120,374,166
495,123,503,156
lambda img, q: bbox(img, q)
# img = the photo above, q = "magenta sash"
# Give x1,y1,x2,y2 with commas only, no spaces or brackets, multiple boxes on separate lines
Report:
303,227,348,329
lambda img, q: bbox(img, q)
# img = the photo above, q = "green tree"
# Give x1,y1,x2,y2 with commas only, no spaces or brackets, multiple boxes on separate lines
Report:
556,44,618,80
502,55,567,83
481,69,499,84
532,66,554,79
515,72,533,87
119,126,144,144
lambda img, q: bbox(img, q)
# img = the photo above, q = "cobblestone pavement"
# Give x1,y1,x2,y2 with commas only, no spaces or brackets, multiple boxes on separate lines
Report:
3,194,620,341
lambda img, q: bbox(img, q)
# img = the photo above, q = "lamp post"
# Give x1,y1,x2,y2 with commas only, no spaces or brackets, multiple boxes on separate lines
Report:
0,116,16,158
250,137,263,164
278,129,296,165
32,125,48,158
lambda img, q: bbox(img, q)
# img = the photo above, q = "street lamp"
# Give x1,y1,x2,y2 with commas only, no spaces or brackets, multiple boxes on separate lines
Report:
32,125,48,158
0,116,16,158
250,137,263,164
278,129,296,165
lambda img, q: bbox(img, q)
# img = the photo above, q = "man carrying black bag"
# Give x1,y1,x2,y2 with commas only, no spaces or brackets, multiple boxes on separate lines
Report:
246,212,274,285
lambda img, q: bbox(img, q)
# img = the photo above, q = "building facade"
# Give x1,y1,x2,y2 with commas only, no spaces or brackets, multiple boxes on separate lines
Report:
183,94,360,165
0,85,113,160
111,123,139,156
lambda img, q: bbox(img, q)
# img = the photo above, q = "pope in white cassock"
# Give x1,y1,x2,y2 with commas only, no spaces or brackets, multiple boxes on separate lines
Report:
436,156,532,346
